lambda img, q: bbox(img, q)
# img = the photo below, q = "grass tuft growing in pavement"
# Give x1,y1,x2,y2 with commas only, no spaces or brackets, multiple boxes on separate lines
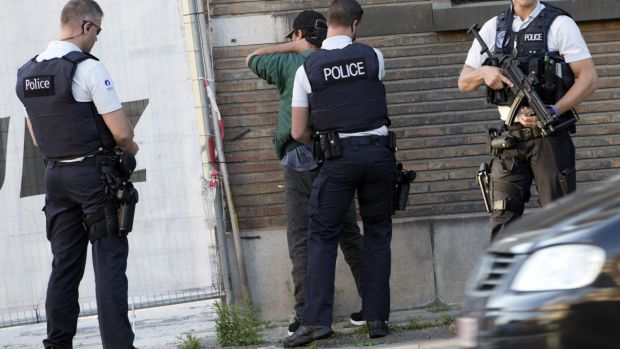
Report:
427,300,451,313
389,314,455,333
214,299,264,346
177,334,201,349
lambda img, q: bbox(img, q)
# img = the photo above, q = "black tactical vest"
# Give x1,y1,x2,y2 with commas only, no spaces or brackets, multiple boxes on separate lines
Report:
16,51,116,160
304,43,389,133
493,2,573,105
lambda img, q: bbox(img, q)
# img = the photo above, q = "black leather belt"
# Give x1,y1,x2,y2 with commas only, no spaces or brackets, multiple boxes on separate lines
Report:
339,135,389,147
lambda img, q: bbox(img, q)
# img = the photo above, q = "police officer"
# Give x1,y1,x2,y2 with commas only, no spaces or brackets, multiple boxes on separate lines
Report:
245,10,366,335
458,0,598,238
284,0,394,346
15,1,139,348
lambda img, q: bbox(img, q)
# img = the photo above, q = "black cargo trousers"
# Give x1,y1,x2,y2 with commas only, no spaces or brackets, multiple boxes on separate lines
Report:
490,128,576,238
42,158,134,349
284,165,364,319
302,139,395,326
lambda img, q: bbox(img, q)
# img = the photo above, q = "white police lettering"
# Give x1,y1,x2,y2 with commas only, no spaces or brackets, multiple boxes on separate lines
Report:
323,61,366,81
25,78,51,90
524,33,543,42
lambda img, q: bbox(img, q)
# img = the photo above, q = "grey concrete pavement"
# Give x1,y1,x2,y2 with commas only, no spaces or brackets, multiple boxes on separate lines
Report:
0,301,460,348
0,301,217,348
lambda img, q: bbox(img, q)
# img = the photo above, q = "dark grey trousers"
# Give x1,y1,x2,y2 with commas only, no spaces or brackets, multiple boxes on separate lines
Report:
284,166,364,319
490,130,576,238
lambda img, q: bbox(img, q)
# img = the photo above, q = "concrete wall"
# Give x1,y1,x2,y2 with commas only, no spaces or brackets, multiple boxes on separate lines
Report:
0,0,220,318
226,215,490,321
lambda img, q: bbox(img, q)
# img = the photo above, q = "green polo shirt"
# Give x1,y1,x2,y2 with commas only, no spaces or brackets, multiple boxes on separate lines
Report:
248,49,313,160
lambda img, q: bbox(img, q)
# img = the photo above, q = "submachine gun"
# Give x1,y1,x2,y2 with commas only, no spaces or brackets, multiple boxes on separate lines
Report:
467,24,578,136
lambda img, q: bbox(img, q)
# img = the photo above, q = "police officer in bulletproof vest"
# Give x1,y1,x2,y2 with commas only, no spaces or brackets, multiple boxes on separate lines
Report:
15,1,139,348
458,0,598,239
284,0,394,346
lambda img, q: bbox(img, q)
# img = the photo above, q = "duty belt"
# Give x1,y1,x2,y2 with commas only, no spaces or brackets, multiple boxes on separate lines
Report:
506,126,544,141
339,135,389,147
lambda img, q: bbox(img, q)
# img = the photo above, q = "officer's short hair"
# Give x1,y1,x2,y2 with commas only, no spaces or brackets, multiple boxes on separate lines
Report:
328,0,363,27
61,0,104,26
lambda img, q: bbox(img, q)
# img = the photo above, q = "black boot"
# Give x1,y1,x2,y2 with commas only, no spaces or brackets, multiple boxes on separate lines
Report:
367,320,389,338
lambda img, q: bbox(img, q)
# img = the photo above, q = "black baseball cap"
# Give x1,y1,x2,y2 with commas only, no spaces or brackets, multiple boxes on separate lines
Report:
285,10,327,39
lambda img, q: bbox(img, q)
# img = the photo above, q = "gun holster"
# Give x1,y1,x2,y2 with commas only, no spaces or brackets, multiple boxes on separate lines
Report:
476,162,493,213
393,162,416,213
98,154,139,236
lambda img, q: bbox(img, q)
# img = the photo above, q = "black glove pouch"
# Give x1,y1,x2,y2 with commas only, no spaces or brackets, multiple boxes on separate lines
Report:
319,132,342,160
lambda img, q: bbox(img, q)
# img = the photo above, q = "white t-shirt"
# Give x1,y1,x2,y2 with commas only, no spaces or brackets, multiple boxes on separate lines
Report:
464,2,591,121
291,35,387,137
34,40,123,115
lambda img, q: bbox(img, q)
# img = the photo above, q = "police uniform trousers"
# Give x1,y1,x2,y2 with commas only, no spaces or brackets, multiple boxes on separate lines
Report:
42,158,135,349
284,166,364,319
490,128,576,238
302,138,395,326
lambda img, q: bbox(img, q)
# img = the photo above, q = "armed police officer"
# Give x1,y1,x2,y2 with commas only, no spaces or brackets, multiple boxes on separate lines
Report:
15,1,139,348
245,10,366,335
458,0,598,238
284,0,394,346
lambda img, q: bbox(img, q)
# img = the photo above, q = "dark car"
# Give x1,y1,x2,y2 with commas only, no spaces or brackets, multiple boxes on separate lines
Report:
457,176,620,349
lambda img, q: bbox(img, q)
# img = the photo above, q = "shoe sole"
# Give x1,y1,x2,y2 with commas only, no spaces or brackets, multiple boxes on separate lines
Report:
368,332,389,339
350,319,365,326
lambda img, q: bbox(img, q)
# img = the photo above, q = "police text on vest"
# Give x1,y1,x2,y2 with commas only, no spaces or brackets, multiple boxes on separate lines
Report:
23,76,55,98
321,59,367,85
25,78,50,90
524,33,543,42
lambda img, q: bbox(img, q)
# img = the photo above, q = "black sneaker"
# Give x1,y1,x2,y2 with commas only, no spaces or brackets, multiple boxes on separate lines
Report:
288,317,301,336
350,311,364,326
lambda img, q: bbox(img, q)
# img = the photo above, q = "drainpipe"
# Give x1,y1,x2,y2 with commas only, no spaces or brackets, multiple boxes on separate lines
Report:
197,0,251,301
184,0,250,300
181,0,235,304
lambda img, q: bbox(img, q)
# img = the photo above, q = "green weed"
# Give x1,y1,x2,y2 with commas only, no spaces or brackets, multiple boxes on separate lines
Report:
176,334,201,349
214,299,263,346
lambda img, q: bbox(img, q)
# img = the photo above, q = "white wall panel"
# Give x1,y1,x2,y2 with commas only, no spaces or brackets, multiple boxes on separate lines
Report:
0,0,219,316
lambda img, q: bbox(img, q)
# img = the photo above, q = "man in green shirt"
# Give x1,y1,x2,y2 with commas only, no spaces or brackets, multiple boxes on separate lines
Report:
246,10,364,334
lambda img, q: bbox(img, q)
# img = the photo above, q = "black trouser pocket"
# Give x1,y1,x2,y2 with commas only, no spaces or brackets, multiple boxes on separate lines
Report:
559,168,576,195
85,205,120,242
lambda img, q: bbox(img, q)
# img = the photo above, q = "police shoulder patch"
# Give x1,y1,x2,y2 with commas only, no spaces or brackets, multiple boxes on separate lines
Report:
23,75,55,98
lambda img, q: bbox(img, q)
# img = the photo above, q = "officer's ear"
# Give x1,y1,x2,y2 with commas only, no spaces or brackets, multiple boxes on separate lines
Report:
351,19,361,33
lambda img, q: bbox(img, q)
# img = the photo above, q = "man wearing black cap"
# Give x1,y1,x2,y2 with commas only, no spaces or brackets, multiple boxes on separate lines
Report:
246,9,365,335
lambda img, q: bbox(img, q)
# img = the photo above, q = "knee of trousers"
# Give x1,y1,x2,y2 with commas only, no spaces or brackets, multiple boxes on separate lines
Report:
361,213,391,225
